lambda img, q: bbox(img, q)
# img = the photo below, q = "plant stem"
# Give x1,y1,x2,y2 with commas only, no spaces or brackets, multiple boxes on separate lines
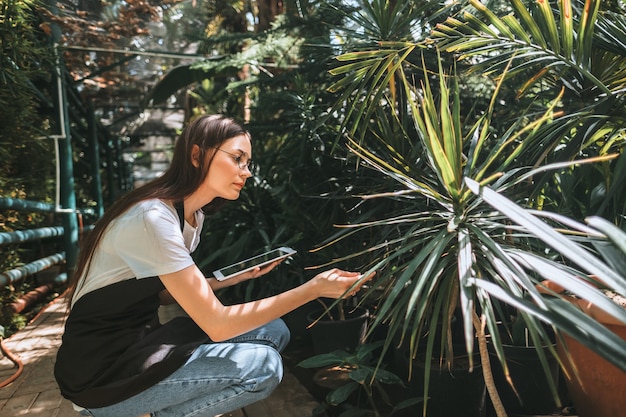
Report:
364,383,379,417
473,312,507,417
339,299,346,321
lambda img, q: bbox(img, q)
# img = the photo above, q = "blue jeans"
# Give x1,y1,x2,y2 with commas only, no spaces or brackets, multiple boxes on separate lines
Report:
79,318,290,417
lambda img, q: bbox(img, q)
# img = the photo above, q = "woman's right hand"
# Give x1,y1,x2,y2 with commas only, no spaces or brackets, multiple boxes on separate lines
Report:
309,268,375,299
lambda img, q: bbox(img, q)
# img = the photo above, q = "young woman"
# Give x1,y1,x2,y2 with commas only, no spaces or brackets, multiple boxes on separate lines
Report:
55,114,371,417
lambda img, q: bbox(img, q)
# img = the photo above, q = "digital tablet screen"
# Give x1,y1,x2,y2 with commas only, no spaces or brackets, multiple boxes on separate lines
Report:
213,247,296,281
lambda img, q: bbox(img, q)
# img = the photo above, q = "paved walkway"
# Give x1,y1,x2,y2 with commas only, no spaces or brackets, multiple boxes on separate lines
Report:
0,296,319,417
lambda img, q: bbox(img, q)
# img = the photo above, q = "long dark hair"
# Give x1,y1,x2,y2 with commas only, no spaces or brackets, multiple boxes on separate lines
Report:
66,115,250,306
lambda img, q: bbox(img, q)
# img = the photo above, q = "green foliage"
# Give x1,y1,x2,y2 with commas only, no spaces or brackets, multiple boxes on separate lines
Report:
144,3,625,412
298,341,423,417
316,1,626,415
433,0,626,224
0,0,62,338
0,284,28,336
0,281,58,338
2,0,625,413
325,57,574,411
166,1,398,301
0,0,57,270
0,0,56,202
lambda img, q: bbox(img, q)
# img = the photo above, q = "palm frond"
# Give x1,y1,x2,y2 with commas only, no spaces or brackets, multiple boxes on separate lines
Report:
432,0,625,96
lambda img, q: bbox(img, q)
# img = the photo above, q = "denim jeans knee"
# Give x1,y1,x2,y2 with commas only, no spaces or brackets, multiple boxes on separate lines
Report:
80,319,289,417
221,318,290,352
151,342,284,417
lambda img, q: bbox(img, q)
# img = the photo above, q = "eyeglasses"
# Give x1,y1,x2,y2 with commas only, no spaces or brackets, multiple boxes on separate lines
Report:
212,147,255,172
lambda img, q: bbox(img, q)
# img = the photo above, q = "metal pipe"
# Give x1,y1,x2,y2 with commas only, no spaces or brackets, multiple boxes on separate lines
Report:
7,283,55,314
0,226,64,247
53,272,68,286
0,198,93,216
88,103,104,218
0,252,66,288
0,198,55,213
62,45,205,60
53,57,79,273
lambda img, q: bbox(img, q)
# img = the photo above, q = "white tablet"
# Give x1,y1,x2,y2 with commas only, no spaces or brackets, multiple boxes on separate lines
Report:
212,247,296,281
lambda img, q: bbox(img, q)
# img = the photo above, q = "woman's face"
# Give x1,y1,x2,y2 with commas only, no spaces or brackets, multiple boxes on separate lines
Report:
197,134,253,202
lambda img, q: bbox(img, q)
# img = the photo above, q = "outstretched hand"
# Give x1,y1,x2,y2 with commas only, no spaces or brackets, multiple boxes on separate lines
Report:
310,268,375,299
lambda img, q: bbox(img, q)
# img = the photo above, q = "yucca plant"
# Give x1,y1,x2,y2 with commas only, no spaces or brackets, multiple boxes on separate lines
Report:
465,179,626,417
320,53,625,417
312,0,626,415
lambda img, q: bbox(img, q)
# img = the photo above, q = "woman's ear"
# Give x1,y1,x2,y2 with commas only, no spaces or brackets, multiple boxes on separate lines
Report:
191,144,201,168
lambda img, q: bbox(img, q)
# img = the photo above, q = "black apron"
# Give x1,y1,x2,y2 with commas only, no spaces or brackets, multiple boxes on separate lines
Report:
54,202,209,408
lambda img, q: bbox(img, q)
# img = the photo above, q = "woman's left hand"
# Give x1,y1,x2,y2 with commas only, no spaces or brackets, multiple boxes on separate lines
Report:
208,260,284,290
235,259,283,281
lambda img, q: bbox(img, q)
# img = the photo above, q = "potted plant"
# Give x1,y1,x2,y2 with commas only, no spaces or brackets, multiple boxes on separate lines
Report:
306,297,370,355
464,178,626,417
531,216,626,417
395,337,488,417
298,341,423,417
320,55,582,415
315,1,626,415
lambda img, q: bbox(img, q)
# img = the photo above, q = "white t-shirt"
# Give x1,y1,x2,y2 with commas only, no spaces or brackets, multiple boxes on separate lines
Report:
72,199,204,306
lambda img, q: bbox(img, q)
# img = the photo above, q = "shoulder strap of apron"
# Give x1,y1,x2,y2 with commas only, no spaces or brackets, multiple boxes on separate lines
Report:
173,201,185,232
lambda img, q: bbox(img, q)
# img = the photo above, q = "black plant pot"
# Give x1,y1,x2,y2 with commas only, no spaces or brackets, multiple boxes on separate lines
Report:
283,300,318,343
391,318,486,417
488,343,561,415
394,347,486,417
307,306,369,354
